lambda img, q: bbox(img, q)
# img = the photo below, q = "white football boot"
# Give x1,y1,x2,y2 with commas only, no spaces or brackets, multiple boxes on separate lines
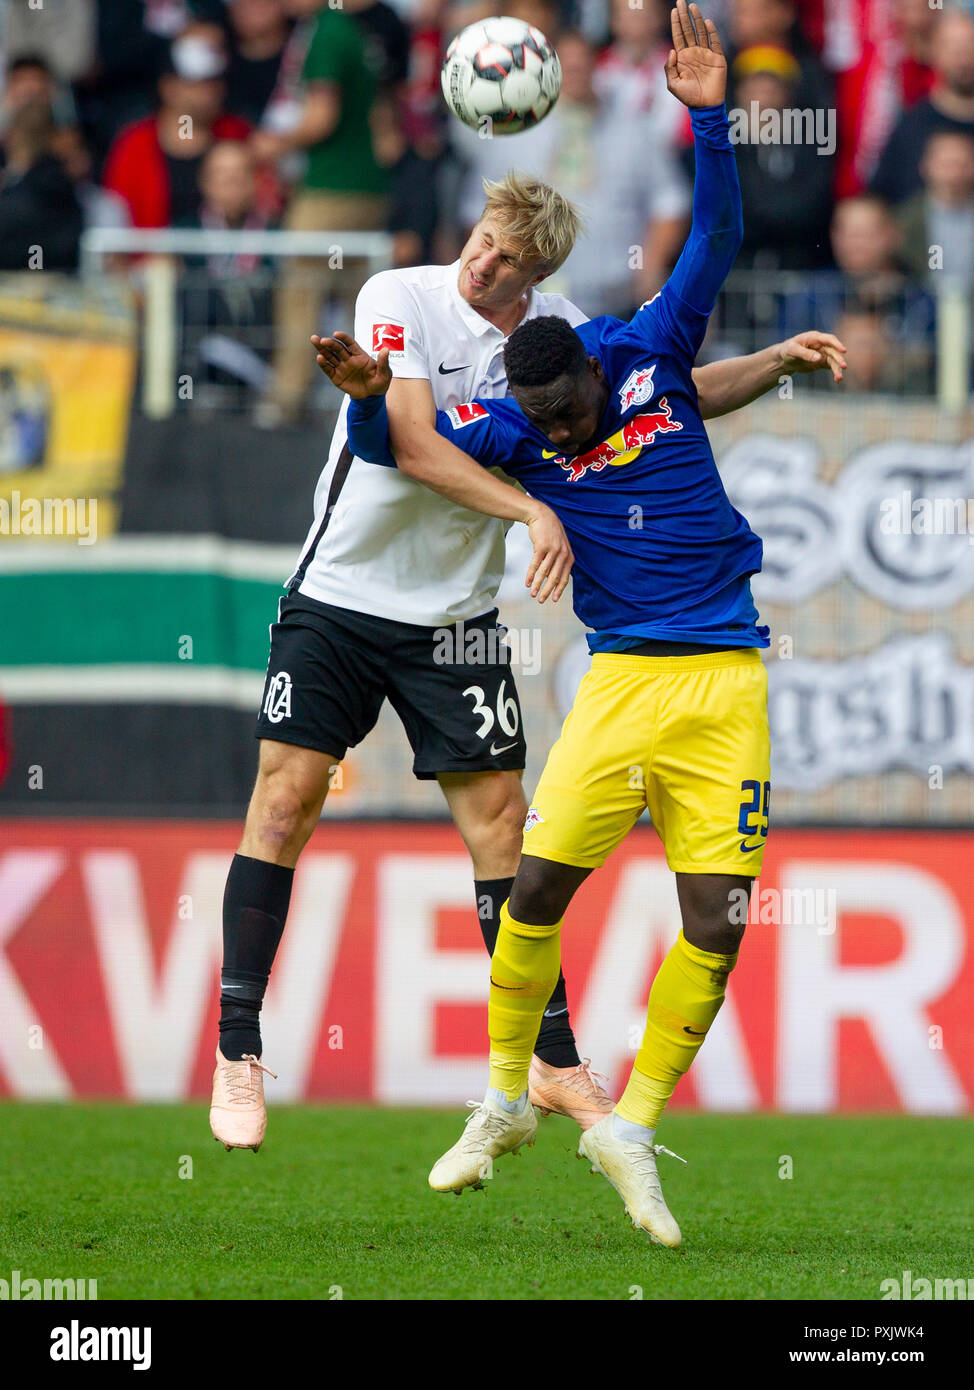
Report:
429,1094,537,1194
578,1114,686,1247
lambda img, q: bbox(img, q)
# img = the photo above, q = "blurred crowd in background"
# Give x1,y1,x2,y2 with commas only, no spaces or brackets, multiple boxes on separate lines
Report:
3,0,974,413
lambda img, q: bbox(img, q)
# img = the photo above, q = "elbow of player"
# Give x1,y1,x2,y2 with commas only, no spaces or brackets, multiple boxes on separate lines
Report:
709,223,743,263
392,448,429,481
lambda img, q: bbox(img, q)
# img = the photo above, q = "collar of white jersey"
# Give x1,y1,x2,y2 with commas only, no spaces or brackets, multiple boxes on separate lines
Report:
446,259,540,340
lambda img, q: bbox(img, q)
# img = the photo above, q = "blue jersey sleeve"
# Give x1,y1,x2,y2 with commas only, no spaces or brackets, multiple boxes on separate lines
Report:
346,393,397,467
346,393,532,473
432,397,531,471
629,104,742,364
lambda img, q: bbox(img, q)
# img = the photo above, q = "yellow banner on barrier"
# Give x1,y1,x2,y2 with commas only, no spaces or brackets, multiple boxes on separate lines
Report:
0,273,136,542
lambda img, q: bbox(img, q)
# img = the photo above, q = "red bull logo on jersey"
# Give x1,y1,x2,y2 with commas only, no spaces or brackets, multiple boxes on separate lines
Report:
553,399,683,482
618,364,657,412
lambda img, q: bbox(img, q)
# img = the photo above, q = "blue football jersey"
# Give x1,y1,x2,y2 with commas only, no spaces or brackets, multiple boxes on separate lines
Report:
431,296,768,650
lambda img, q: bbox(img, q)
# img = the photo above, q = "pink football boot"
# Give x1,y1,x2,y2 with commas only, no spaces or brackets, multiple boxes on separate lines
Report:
209,1050,277,1152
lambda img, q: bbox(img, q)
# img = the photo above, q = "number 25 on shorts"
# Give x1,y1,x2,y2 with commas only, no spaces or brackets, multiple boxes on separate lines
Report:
738,778,770,854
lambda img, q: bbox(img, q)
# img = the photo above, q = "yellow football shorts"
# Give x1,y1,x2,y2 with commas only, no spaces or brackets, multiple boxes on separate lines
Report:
523,648,770,875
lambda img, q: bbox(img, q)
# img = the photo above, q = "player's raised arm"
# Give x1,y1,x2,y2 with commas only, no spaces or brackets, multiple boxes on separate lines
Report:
662,4,740,313
626,3,740,364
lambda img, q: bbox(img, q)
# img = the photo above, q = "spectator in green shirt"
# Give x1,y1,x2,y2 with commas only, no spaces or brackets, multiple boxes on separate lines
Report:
255,0,388,423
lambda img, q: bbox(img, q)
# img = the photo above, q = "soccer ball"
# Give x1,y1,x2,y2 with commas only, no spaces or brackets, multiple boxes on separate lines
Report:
441,17,562,135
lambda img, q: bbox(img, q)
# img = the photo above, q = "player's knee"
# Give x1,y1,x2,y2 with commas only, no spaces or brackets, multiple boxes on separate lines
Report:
680,875,750,954
462,786,526,863
492,791,528,853
692,917,747,955
250,779,318,855
508,865,566,925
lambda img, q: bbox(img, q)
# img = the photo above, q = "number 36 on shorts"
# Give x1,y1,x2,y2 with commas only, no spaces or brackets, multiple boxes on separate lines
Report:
462,678,520,741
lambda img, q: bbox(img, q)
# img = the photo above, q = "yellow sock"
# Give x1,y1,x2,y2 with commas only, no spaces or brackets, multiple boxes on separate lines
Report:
616,930,738,1130
488,902,561,1101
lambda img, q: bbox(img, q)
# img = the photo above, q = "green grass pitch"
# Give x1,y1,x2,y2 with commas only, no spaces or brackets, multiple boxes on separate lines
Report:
1,1104,969,1301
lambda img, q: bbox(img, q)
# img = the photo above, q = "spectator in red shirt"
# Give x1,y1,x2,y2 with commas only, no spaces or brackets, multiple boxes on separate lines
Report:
102,25,250,228
828,0,936,198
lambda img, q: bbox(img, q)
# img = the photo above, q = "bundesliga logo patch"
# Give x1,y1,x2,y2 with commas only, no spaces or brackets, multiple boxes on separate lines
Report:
523,806,545,832
372,322,406,356
446,402,488,430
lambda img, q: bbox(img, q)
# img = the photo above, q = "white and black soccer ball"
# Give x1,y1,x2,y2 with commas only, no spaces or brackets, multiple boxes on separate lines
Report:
441,17,562,136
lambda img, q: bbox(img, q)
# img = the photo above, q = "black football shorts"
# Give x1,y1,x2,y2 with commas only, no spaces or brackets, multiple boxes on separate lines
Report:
254,593,527,779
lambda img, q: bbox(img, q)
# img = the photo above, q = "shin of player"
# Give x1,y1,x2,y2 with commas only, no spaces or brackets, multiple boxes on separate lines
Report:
615,874,747,1133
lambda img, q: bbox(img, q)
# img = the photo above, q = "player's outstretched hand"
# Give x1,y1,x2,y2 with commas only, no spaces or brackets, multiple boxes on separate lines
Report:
778,331,848,383
311,330,392,398
665,1,726,109
524,502,573,604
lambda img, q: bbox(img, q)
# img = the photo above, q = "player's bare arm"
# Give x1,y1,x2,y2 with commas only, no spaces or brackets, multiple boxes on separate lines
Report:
389,378,573,604
692,332,848,419
314,330,573,604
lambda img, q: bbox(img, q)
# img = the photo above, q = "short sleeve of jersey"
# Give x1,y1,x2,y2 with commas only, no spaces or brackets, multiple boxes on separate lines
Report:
625,282,710,368
534,291,589,331
434,397,532,474
354,270,429,379
302,11,354,84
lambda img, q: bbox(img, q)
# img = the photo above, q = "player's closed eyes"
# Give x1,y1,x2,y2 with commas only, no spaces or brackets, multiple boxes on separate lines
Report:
481,234,517,266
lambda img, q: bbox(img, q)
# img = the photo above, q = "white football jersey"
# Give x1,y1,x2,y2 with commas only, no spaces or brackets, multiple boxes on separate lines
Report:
288,261,588,626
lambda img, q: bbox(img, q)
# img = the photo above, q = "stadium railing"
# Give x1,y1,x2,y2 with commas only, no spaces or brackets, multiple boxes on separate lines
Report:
77,235,972,416
80,226,395,418
711,270,970,409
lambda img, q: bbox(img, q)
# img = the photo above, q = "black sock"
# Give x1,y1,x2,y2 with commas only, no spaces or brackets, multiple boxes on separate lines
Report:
219,854,293,1061
474,876,515,956
533,973,580,1069
474,877,580,1070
